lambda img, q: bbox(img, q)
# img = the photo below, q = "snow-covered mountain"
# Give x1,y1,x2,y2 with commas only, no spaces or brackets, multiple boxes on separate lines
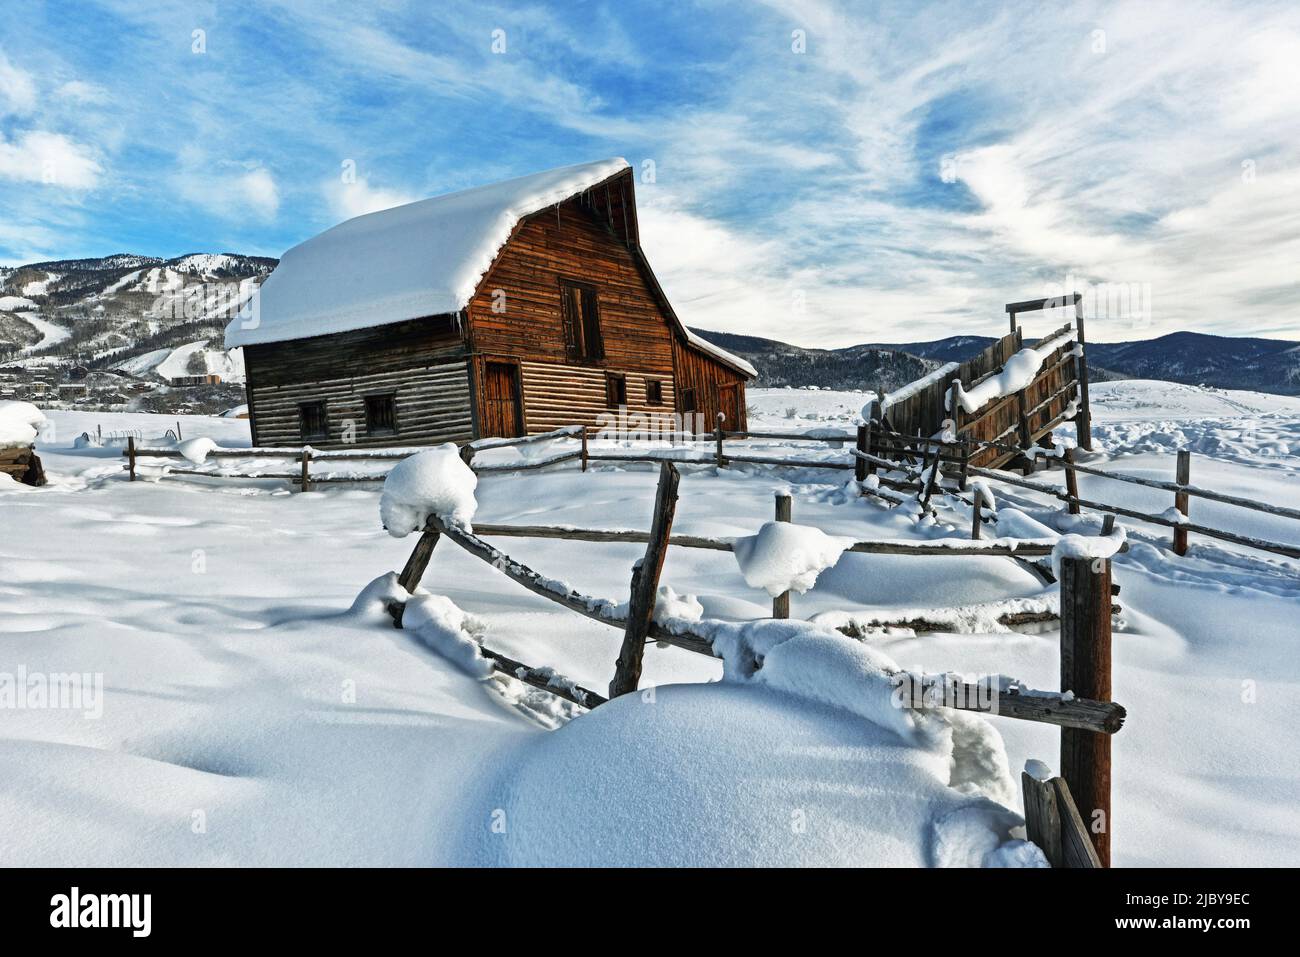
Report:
0,252,275,380
695,328,1300,396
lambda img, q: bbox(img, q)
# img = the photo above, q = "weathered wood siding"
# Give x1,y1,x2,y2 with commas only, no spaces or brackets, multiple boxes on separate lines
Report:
515,360,676,433
878,324,1083,467
671,337,749,433
960,325,1080,467
243,317,473,449
465,190,741,434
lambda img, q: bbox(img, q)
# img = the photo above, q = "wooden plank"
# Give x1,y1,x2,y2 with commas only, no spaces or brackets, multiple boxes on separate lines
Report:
1021,771,1063,868
1059,553,1113,866
1054,777,1104,868
609,462,680,697
469,522,1058,555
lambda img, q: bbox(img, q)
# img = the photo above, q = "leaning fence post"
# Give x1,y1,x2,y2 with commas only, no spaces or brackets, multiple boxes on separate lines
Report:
714,413,726,468
127,435,136,482
772,492,792,619
1173,450,1190,556
1058,516,1114,866
1063,447,1081,515
855,424,867,482
610,462,680,698
387,522,442,627
299,448,312,492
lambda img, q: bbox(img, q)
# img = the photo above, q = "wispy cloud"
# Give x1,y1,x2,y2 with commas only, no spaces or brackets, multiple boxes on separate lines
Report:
1,0,1298,342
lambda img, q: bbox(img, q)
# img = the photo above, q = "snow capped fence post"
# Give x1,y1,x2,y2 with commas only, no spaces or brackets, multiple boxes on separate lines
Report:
299,448,312,492
127,435,136,482
1173,450,1191,556
772,492,793,619
714,413,726,468
1058,515,1115,867
609,462,680,699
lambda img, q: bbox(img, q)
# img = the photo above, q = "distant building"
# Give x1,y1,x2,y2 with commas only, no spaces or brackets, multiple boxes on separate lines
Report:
169,374,223,387
58,383,88,399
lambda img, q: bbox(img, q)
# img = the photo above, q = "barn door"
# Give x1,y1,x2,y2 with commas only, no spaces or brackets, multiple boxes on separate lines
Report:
718,383,743,431
481,361,523,438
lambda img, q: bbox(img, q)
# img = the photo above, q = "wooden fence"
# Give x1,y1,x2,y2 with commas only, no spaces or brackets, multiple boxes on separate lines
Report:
383,461,1123,866
872,294,1093,469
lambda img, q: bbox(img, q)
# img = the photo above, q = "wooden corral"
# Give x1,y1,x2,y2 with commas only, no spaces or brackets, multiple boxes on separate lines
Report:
235,160,752,449
872,294,1092,469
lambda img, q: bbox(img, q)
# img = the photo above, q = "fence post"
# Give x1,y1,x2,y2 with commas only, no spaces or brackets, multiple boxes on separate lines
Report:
772,492,792,619
127,435,136,482
300,448,312,492
855,424,867,482
1063,447,1081,514
970,495,982,540
1059,519,1114,867
714,413,725,468
580,425,588,473
388,523,442,626
1073,295,1094,451
610,462,680,698
1173,450,1190,556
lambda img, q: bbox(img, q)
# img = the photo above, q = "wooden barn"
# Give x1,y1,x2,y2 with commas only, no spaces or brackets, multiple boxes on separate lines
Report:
226,159,754,449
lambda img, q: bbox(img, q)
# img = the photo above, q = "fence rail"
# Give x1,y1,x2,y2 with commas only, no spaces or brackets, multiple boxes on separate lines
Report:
382,461,1124,865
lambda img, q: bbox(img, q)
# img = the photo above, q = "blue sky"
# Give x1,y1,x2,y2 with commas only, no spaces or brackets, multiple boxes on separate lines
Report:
2,0,1298,345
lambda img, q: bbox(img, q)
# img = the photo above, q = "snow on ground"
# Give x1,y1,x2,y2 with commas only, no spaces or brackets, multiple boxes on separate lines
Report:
146,339,246,383
15,311,71,353
3,380,1299,866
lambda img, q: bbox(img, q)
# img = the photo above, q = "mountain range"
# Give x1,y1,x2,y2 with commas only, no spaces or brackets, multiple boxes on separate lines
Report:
3,253,1298,397
694,328,1300,396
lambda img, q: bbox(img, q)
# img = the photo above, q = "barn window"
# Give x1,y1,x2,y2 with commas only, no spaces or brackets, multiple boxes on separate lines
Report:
605,371,627,408
365,393,398,435
645,378,664,405
299,401,329,441
560,279,605,361
680,388,697,412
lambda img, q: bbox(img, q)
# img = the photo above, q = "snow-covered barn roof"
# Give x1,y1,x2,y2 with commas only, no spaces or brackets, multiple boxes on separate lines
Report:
223,158,755,377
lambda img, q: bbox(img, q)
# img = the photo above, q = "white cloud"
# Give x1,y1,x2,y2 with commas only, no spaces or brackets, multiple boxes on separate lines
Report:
173,159,280,221
0,52,36,116
237,168,280,217
0,130,101,188
325,177,417,221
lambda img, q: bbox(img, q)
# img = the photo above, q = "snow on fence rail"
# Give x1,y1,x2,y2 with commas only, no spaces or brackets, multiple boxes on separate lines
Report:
119,410,1296,564
380,461,1125,866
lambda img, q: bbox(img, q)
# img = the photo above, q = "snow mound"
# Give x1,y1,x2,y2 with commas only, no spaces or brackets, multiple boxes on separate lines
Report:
482,681,1029,867
404,594,493,680
175,436,218,464
379,444,477,536
0,401,47,446
0,295,37,311
732,521,855,596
